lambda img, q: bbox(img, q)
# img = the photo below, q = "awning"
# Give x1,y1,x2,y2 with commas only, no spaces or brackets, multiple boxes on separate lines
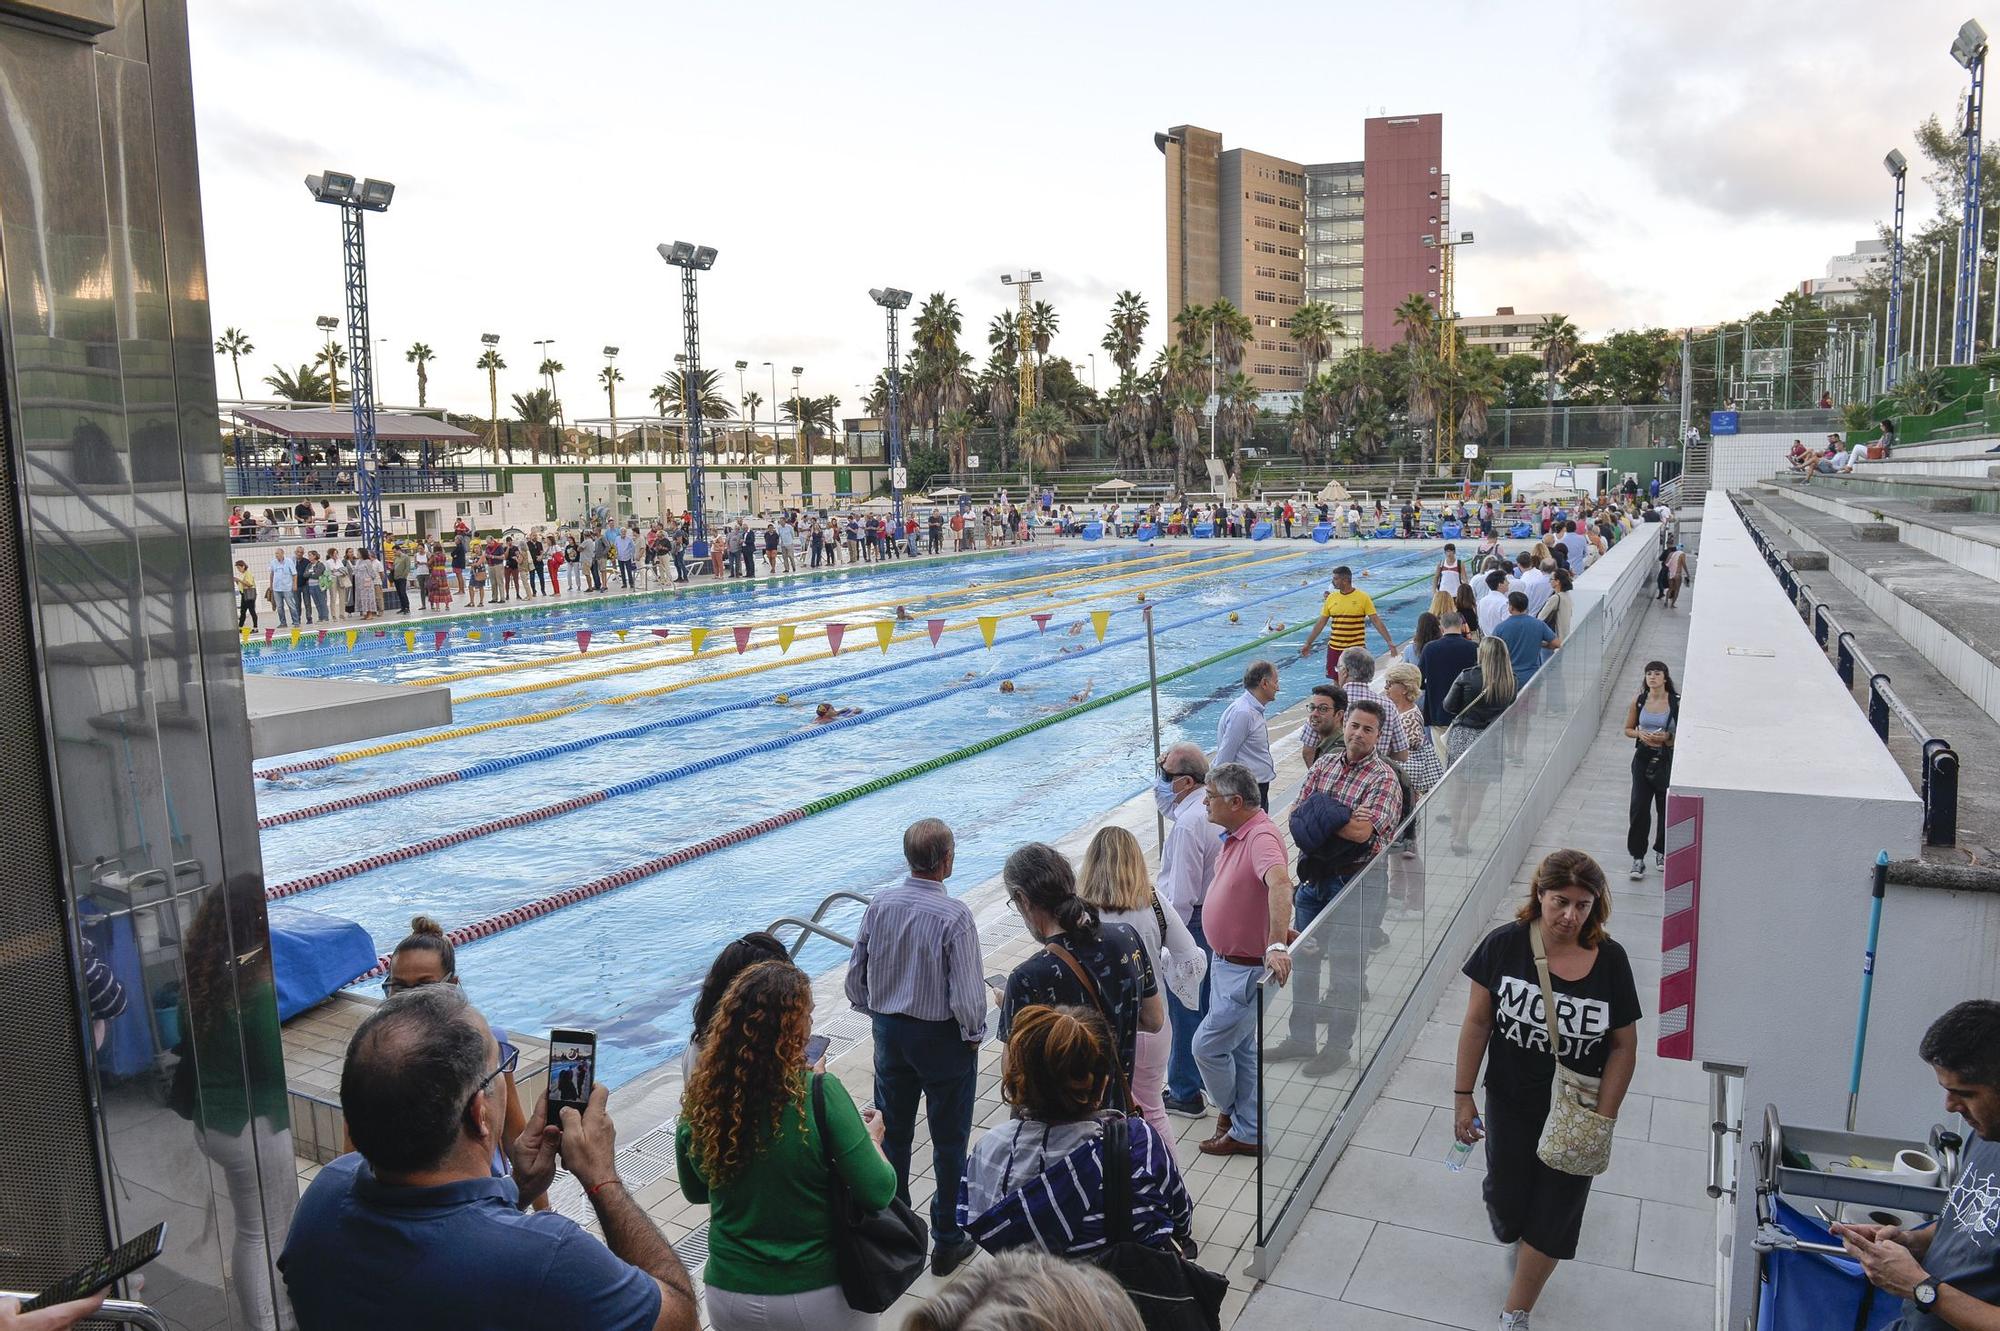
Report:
230,407,480,443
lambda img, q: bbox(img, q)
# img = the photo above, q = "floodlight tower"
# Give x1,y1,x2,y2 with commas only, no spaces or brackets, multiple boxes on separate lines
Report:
306,170,395,555
1886,150,1909,389
870,288,914,524
1952,19,1987,363
1422,230,1475,474
658,241,718,540
1001,270,1042,418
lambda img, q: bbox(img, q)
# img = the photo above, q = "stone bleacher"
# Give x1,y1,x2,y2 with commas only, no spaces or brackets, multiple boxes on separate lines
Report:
1739,435,2000,865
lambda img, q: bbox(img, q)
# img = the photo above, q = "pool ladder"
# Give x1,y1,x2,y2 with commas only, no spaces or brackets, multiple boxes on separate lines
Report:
766,890,873,957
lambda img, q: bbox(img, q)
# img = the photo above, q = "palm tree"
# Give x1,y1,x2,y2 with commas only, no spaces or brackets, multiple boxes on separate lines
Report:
262,362,330,403
1207,300,1252,373
741,390,766,461
476,348,506,463
939,408,976,473
313,342,348,403
1455,348,1503,446
1215,371,1260,485
647,381,675,459
1101,291,1149,385
1029,299,1059,397
1289,302,1342,381
669,369,734,461
1347,396,1392,460
1393,293,1435,347
215,327,253,398
511,387,557,464
986,311,1020,363
783,394,840,461
1532,314,1582,406
1015,401,1075,477
598,363,624,460
405,342,435,408
1168,383,1206,486
982,357,1017,465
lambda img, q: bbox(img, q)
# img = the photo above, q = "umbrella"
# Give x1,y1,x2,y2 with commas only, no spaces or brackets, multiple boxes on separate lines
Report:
1093,477,1138,491
1316,480,1353,502
927,485,964,497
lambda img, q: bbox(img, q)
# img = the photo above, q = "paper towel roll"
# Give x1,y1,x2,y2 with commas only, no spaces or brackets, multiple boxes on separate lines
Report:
1895,1148,1942,1186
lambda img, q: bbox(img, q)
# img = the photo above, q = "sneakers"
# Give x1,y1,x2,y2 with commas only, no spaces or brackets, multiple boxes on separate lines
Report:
1162,1091,1208,1118
1655,849,1666,869
1264,1038,1318,1063
1498,1311,1531,1330
931,1237,979,1278
1304,1046,1352,1078
1630,858,1645,880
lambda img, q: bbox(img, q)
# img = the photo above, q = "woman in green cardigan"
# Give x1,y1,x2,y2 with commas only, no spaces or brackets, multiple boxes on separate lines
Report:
676,960,896,1330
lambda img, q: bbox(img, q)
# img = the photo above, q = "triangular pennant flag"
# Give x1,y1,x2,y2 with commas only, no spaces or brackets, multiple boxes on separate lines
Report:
289,627,301,647
404,630,417,651
468,630,481,641
1090,610,1111,642
616,629,628,641
576,630,592,653
502,630,515,641
826,623,846,655
688,627,709,653
345,629,358,650
733,626,753,654
978,616,999,648
926,618,945,647
874,620,894,653
1031,613,1052,633
264,628,274,643
374,630,385,638
776,624,796,653
435,630,448,651
316,629,327,646
650,628,672,639
240,626,252,644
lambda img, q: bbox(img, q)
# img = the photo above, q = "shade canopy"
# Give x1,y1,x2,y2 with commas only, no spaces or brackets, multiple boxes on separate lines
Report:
1316,480,1354,502
926,485,964,497
231,407,479,443
1092,477,1137,491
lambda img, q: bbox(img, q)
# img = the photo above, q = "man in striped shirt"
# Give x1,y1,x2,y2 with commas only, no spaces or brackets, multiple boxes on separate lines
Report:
1298,565,1399,680
844,817,988,1277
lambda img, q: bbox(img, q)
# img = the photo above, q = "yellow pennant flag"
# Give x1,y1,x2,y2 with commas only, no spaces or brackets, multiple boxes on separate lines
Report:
240,626,251,644
1090,610,1111,642
688,626,709,653
776,624,796,653
404,630,417,651
288,627,300,647
468,630,481,641
616,629,628,641
977,616,999,649
874,620,895,653
345,630,358,650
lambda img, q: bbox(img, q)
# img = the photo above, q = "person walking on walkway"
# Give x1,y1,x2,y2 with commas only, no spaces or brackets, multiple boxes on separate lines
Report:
679,959,897,1331
1623,661,1679,880
1215,660,1279,809
1453,850,1641,1331
843,818,987,1278
1190,763,1294,1156
1154,743,1221,1120
1299,565,1399,678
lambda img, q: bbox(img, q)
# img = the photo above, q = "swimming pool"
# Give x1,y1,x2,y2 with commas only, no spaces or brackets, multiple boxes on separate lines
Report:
249,542,1438,1085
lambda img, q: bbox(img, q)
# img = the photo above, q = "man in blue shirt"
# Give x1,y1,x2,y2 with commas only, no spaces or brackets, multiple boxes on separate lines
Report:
1215,660,1279,809
281,985,696,1331
1491,591,1560,684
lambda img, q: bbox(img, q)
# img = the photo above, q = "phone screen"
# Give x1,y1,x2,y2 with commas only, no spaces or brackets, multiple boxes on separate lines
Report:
21,1222,165,1310
547,1028,597,1118
803,1034,831,1065
985,973,1008,992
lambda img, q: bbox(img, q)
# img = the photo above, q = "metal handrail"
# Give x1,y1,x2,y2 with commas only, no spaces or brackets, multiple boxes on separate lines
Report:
1733,496,1959,845
767,889,873,959
0,1292,166,1330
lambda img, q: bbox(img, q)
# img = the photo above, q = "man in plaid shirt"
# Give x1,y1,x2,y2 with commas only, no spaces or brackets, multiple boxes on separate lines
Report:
1268,698,1403,1076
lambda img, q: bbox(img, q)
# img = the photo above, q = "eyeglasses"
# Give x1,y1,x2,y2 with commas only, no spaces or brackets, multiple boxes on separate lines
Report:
381,972,455,997
471,1045,520,1101
1157,761,1190,781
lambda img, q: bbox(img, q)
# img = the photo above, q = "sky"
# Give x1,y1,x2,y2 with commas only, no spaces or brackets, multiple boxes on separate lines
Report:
191,0,1986,417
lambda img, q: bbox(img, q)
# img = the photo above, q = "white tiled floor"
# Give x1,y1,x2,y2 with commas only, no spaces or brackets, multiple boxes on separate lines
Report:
1246,589,1717,1329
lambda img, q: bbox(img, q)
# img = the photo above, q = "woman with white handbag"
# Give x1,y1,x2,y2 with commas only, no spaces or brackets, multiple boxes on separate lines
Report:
1451,850,1641,1331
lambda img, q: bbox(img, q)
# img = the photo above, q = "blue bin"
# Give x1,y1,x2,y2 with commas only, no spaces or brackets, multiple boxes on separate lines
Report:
1312,523,1332,544
1081,522,1103,541
1135,524,1157,541
1441,522,1463,539
1250,521,1273,540
1374,526,1398,540
1510,522,1534,539
1757,1200,1900,1331
691,539,710,559
1193,522,1214,538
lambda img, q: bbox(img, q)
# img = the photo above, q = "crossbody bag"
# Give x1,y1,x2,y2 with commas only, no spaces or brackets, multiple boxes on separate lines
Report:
1528,922,1616,1176
1045,941,1140,1116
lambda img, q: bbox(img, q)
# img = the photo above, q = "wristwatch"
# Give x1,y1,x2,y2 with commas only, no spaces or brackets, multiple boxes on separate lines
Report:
1265,941,1291,956
1913,1279,1938,1311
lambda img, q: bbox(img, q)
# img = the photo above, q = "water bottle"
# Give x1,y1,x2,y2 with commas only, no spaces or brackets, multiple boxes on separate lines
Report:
1446,1116,1482,1172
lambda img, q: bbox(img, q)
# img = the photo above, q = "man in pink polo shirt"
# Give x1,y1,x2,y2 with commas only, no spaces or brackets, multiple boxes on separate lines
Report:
1191,762,1295,1157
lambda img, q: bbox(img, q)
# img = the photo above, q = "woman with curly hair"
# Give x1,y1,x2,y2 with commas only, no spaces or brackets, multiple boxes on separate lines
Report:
675,959,896,1330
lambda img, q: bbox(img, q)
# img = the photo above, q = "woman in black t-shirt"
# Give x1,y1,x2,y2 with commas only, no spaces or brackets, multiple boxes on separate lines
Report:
995,842,1161,1092
1453,849,1641,1330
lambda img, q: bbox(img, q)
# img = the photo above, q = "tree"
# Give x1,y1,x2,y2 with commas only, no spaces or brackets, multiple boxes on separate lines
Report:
511,387,558,464
1101,290,1149,385
1208,300,1252,372
668,369,733,461
1589,329,1679,404
1498,353,1543,408
598,363,624,460
313,342,348,403
476,348,506,463
783,394,840,461
1347,396,1391,459
405,342,434,409
1167,383,1206,486
939,408,976,473
981,354,1018,465
262,362,329,403
215,327,253,398
1215,371,1259,485
742,390,766,462
1531,314,1582,405
1289,301,1342,381
1028,299,1060,397
1015,401,1075,473
1393,293,1435,346
1455,346,1504,444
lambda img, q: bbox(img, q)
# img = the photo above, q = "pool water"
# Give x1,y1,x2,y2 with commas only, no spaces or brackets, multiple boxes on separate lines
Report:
250,543,1437,1085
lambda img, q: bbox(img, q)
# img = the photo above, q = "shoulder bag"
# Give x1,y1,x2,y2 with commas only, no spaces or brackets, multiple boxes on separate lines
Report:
1045,941,1140,1116
809,1073,929,1312
1090,1115,1227,1331
1528,923,1616,1176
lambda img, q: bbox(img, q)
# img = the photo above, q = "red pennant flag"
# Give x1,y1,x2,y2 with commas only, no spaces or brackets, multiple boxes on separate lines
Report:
264,628,274,643
316,629,327,645
576,630,592,653
502,630,515,641
1031,613,1051,633
650,628,673,639
927,618,945,646
732,626,752,654
826,622,846,656
434,630,447,651
373,630,386,638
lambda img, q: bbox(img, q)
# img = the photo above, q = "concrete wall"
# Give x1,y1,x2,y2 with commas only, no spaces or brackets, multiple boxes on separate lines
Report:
1710,431,1819,489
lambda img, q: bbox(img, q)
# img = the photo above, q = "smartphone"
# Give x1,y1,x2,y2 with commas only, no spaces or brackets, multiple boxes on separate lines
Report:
20,1222,165,1311
985,973,1008,992
546,1028,597,1119
803,1034,831,1065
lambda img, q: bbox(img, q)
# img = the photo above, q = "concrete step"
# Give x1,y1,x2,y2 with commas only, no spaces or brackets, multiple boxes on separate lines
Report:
1868,436,2000,462
1789,470,2000,514
1765,477,2000,586
1741,485,2000,739
1856,455,2000,478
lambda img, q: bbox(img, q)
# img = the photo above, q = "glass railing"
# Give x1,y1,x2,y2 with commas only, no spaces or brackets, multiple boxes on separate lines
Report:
1254,580,1632,1256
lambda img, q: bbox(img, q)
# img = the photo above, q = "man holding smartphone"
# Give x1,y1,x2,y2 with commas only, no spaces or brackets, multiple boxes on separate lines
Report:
281,985,697,1331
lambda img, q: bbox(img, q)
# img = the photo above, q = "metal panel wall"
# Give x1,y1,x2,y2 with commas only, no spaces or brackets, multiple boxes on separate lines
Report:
0,2,295,1326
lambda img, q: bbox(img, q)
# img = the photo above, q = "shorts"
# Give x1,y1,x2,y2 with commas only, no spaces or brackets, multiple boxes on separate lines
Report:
1481,1087,1595,1260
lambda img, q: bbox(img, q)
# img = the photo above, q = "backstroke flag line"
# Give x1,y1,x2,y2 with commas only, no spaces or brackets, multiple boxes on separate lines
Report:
978,616,999,648
1091,610,1111,642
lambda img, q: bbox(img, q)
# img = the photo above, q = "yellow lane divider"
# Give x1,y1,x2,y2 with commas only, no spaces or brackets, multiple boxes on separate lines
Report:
316,551,1306,763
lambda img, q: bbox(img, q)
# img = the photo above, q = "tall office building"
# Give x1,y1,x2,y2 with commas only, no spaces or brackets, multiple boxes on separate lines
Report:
1158,114,1446,395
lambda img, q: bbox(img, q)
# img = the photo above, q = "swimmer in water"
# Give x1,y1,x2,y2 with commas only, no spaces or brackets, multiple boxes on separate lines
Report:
812,703,861,724
1068,678,1095,705
895,605,911,621
1067,621,1084,635
999,680,1017,694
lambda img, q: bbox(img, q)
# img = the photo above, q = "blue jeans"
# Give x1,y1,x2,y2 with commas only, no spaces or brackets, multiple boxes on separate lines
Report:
871,1014,977,1247
1166,907,1210,1101
274,588,294,626
1193,957,1263,1145
1289,875,1351,1050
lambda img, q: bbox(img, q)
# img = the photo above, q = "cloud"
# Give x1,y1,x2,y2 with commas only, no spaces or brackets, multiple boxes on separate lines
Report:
202,0,480,88
197,111,334,180
1450,191,1585,258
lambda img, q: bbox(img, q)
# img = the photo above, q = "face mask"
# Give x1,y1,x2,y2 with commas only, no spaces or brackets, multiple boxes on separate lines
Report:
1153,773,1179,814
